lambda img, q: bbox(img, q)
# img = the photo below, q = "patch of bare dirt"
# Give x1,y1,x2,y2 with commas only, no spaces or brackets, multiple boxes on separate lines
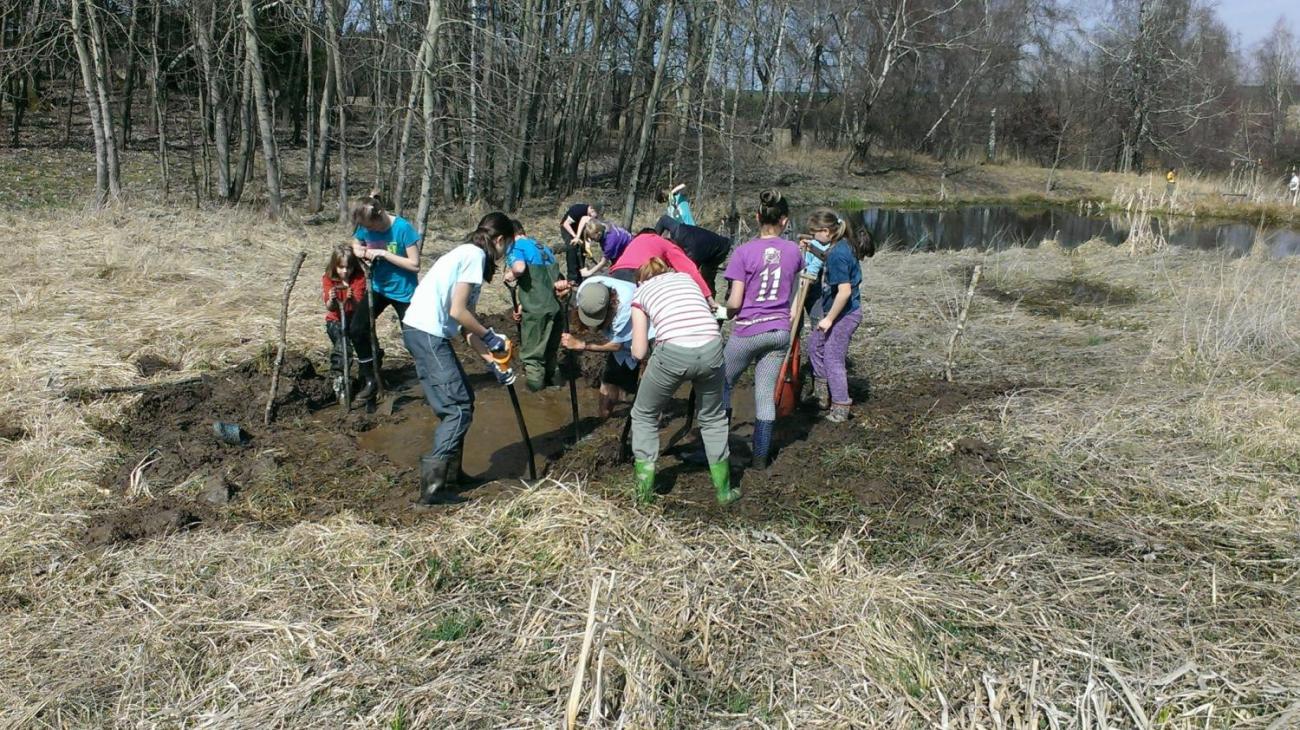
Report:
550,377,1021,531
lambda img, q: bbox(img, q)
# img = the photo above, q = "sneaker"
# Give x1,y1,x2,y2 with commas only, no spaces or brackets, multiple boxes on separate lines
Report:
825,404,850,423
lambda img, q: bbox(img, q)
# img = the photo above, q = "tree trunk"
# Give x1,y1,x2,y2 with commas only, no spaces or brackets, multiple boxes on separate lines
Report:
695,0,724,200
148,0,169,196
623,0,676,228
241,0,283,217
324,0,349,219
69,0,111,205
84,0,122,198
229,47,254,203
304,17,317,202
617,1,657,185
415,0,443,234
192,2,232,199
392,64,423,215
119,0,141,151
506,0,544,210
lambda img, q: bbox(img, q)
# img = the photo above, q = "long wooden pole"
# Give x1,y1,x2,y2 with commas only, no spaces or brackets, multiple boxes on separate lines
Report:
264,251,307,425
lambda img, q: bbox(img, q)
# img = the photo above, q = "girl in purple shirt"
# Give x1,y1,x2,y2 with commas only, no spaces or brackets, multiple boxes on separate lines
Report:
577,219,633,277
721,190,804,469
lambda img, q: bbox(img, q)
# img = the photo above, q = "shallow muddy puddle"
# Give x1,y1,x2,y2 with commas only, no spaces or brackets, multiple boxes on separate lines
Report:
355,377,605,481
353,375,759,484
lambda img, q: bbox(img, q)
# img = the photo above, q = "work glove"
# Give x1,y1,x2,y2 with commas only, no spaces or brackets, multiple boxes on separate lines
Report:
481,328,508,353
492,364,517,386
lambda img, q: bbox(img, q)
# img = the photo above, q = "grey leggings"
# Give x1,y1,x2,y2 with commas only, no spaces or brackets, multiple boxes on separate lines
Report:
723,329,789,421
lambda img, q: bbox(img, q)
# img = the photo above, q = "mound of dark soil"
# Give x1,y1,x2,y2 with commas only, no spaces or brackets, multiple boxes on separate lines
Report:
550,377,1020,530
83,496,219,548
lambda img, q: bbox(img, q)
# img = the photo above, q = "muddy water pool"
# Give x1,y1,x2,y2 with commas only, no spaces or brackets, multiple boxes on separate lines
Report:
354,373,761,484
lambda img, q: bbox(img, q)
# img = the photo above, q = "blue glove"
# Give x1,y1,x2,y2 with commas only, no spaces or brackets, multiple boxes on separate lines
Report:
481,328,507,353
492,363,516,386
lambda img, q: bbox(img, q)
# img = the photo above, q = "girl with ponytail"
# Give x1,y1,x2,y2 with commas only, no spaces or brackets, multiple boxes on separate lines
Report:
401,212,518,506
801,208,872,422
719,190,804,470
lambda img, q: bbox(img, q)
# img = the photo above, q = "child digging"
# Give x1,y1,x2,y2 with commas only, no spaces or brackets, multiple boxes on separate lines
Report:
721,191,803,469
503,220,564,392
628,257,736,506
803,208,872,422
401,213,517,505
322,243,376,404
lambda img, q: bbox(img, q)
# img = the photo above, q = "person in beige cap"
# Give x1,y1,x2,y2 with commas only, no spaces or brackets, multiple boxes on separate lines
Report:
560,274,649,418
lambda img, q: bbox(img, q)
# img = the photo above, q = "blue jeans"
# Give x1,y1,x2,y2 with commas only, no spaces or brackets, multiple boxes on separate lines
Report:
402,326,474,459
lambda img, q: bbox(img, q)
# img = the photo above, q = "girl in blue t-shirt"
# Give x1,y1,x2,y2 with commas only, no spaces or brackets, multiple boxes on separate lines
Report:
803,208,873,423
349,194,422,374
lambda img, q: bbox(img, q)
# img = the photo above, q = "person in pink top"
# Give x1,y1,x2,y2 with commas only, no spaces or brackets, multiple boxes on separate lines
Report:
609,231,712,299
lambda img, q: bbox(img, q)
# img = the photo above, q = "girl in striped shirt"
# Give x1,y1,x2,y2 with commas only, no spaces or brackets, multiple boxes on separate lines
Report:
628,258,737,506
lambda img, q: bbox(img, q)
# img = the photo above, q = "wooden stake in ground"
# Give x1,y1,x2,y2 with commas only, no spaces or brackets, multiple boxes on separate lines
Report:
565,575,602,730
263,251,307,425
944,264,982,383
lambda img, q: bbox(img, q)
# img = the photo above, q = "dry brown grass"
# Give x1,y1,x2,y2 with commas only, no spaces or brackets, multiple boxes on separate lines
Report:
0,154,1298,727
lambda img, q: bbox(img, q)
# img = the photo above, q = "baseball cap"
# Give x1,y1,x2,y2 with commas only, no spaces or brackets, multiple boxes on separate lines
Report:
576,283,610,328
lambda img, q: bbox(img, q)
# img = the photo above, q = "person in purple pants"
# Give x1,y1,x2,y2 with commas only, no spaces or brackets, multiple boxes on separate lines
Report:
804,208,871,423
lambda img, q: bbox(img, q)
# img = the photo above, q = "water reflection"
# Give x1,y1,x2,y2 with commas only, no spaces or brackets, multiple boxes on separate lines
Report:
856,206,1300,257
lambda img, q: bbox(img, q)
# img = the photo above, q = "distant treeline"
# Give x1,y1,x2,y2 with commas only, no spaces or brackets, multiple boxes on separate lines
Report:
2,0,1297,221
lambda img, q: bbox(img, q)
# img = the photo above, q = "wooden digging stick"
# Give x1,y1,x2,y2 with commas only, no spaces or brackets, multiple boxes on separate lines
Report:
263,251,307,425
943,264,981,383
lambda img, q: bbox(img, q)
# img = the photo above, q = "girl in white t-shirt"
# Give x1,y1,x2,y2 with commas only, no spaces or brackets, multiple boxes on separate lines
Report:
402,212,516,505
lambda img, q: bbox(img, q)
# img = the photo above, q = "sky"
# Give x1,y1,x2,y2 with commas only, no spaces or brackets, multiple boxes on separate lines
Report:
1215,0,1296,48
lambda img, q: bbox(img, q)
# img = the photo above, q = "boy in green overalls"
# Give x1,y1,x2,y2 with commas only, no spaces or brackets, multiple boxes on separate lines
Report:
504,221,565,391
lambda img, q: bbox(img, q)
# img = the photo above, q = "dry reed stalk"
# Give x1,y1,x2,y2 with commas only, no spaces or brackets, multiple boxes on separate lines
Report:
944,264,981,382
566,574,602,729
263,251,307,426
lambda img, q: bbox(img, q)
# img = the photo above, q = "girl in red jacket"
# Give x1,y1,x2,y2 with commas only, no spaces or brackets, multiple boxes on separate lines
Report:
322,243,376,404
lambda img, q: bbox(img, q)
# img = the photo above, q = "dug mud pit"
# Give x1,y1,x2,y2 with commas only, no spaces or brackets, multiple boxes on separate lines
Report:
89,315,1018,544
977,275,1141,325
90,345,606,547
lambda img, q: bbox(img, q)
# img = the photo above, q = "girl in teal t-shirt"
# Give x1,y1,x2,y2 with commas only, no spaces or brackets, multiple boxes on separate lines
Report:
350,195,421,322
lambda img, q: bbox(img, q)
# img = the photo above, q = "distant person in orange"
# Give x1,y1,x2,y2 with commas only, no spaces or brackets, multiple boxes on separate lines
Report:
1165,167,1177,201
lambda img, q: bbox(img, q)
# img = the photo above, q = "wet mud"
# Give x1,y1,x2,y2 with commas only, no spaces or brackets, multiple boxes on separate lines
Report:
85,310,1019,547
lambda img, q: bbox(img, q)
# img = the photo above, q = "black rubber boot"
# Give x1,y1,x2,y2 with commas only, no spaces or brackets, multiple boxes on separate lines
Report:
354,370,378,402
446,445,472,488
418,456,449,505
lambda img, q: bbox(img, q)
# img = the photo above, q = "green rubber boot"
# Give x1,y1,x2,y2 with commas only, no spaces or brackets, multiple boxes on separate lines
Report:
633,460,656,504
710,461,739,505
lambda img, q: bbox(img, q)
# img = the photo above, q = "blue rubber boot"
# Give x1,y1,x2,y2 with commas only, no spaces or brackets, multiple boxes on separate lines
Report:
751,419,774,470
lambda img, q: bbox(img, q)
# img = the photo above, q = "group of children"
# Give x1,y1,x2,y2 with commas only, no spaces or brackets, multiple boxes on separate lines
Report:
322,186,872,507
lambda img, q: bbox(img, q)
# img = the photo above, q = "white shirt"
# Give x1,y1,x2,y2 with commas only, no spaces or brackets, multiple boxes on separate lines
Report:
403,244,485,339
1289,175,1299,192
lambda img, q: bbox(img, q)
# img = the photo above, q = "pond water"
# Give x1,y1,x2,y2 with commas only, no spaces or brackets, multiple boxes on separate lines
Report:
856,205,1300,257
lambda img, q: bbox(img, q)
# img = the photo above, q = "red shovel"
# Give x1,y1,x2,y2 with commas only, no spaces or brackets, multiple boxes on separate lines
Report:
774,274,814,418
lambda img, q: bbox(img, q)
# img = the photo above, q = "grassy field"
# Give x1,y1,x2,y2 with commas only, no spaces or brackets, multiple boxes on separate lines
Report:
1,147,1298,727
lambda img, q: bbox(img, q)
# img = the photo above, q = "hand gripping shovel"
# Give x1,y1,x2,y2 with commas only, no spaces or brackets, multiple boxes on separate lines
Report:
775,274,814,419
489,340,538,481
